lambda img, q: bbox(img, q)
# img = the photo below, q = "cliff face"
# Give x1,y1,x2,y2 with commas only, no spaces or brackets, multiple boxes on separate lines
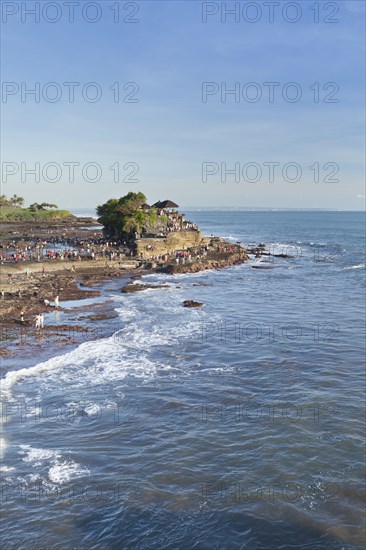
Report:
135,229,202,258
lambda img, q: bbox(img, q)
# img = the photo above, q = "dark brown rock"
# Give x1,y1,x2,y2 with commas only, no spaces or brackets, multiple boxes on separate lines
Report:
183,300,203,308
252,265,278,269
44,325,90,332
81,313,118,321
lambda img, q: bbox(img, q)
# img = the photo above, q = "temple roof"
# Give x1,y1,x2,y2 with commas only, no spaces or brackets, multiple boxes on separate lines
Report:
156,200,179,209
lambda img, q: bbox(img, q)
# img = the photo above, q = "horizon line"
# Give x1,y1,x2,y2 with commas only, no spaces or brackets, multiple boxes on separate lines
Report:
68,207,365,213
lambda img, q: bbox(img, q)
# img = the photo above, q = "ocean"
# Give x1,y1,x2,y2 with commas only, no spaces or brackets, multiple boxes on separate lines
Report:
1,211,365,549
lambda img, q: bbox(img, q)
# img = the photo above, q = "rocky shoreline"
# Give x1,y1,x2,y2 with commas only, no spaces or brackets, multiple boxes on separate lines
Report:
1,250,247,316
0,239,249,363
1,215,296,366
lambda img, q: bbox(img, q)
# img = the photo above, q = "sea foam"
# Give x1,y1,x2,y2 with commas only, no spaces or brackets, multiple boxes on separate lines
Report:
19,444,89,485
1,277,212,398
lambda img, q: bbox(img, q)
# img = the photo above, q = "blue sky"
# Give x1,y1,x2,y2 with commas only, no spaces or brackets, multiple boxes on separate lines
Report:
1,0,365,209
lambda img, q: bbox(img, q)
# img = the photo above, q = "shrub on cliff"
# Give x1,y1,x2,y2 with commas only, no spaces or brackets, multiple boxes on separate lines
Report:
97,192,158,239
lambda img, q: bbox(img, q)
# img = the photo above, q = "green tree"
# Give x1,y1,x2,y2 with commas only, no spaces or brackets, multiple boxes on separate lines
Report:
0,194,25,208
0,195,10,207
41,202,58,209
29,202,58,211
10,194,25,208
97,192,157,238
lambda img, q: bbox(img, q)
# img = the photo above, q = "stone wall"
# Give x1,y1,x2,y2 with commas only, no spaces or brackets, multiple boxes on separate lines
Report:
135,230,202,258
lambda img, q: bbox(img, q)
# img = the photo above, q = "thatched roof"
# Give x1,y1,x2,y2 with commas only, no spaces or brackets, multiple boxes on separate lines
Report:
159,200,179,208
151,200,162,208
141,203,151,210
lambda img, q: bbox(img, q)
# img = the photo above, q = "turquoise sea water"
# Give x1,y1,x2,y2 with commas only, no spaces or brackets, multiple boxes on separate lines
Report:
1,211,365,549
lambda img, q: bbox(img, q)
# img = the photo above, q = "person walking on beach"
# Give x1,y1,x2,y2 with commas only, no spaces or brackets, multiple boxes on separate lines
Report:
34,314,41,330
54,295,59,309
40,314,44,329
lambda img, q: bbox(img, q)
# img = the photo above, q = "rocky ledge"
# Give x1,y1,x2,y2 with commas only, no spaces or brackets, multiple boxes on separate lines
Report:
183,300,203,308
161,252,247,274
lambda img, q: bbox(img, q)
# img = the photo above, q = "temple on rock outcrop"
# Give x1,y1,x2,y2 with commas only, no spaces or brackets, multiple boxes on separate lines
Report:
96,193,202,259
135,199,202,259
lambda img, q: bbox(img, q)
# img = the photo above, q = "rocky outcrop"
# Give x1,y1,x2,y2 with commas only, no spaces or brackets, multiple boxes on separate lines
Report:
183,300,203,308
79,313,119,321
162,252,247,274
119,261,141,269
136,230,201,259
44,324,90,332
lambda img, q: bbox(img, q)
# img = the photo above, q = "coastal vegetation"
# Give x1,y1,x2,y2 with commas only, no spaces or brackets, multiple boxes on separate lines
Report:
97,192,159,238
0,194,71,221
0,194,25,208
29,202,59,211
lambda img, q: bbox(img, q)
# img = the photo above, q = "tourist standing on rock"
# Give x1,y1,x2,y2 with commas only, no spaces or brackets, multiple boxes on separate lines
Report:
34,314,41,330
40,314,44,329
54,295,59,309
20,309,25,323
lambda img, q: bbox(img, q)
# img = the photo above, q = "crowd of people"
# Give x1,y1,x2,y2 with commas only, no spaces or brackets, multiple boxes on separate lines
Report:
1,211,203,265
1,228,241,268
165,219,198,233
140,244,221,263
149,211,198,236
0,235,135,264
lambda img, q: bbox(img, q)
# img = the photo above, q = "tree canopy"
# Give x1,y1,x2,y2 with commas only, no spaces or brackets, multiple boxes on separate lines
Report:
30,202,59,211
0,195,59,211
0,194,25,208
97,192,158,238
